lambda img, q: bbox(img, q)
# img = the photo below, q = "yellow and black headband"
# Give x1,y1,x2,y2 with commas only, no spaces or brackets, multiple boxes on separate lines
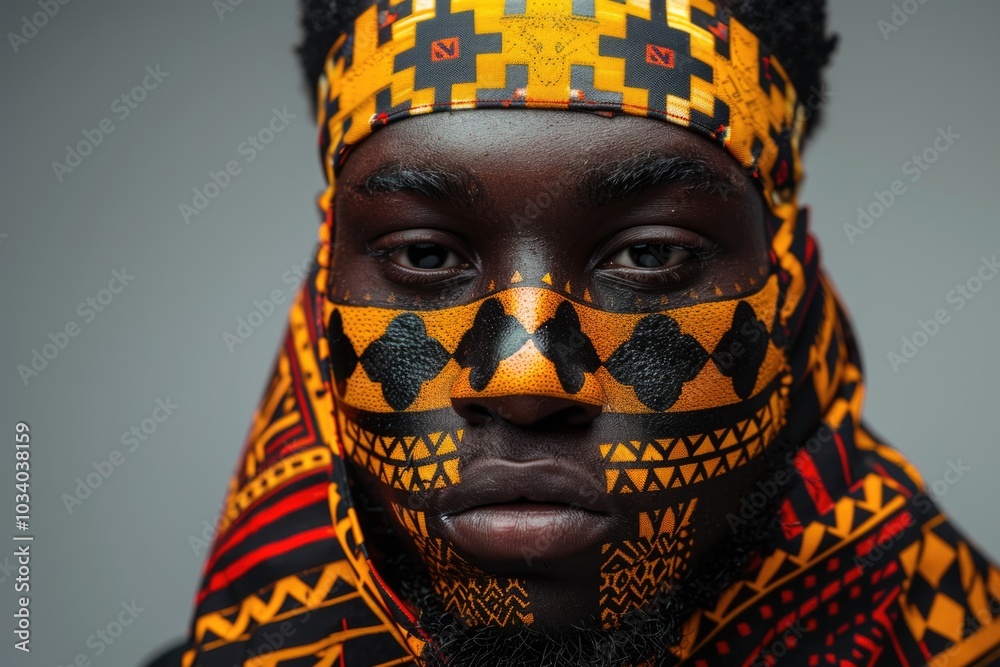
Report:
316,0,806,214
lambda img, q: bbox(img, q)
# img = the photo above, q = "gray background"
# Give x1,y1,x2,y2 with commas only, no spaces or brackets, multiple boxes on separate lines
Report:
1,1,998,665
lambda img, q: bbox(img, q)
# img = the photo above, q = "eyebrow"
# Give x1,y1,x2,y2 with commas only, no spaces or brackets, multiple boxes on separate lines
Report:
353,153,735,212
354,163,486,211
584,153,737,207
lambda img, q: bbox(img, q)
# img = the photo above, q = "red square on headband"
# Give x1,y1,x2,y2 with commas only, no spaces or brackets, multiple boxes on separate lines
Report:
431,37,460,62
645,43,676,68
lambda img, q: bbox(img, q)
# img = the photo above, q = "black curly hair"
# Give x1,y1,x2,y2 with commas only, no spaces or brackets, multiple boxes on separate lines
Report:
296,0,837,143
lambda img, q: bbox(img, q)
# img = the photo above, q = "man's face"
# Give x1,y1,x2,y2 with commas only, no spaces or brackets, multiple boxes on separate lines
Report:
327,109,782,634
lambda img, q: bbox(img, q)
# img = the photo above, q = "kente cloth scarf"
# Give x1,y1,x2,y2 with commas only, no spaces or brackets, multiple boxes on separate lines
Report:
178,1,1000,665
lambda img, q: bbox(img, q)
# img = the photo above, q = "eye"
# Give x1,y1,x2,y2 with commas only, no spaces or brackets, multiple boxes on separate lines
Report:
592,227,719,292
390,243,462,270
368,229,478,292
609,243,693,269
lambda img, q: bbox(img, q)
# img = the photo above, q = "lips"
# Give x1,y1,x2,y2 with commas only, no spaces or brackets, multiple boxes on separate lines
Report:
434,458,614,564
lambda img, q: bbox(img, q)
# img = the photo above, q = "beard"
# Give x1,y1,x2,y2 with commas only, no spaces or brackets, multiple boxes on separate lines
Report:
362,435,796,667
352,426,799,667
395,557,700,667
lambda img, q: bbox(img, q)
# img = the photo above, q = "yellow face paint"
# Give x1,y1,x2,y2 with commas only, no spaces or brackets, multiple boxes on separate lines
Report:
329,278,790,487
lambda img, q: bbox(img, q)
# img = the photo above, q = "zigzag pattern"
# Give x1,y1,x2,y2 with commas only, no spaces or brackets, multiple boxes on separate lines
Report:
339,415,463,492
434,576,534,628
601,377,789,493
194,562,360,645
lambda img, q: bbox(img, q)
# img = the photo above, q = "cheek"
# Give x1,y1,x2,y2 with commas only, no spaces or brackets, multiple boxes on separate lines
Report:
597,437,780,627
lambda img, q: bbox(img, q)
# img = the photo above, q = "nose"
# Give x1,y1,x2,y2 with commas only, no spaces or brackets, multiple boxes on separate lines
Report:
450,291,607,426
451,394,602,427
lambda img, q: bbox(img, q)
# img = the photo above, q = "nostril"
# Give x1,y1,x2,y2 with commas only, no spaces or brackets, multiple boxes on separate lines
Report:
467,404,491,421
535,405,596,428
567,405,601,426
451,398,493,425
451,395,602,428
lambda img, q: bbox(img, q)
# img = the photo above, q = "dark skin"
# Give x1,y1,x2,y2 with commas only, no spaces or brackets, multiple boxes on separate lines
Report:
331,110,767,313
331,109,770,628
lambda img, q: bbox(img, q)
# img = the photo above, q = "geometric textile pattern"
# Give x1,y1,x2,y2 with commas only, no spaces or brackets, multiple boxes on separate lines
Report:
604,312,711,412
317,0,806,213
337,411,463,492
326,274,791,498
414,533,535,628
181,274,424,666
180,253,1000,665
176,0,1000,663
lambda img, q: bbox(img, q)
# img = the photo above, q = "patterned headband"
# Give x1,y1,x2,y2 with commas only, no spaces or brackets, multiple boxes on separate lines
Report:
315,0,806,215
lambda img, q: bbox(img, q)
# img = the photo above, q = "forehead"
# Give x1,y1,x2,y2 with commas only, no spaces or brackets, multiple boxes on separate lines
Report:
336,108,751,192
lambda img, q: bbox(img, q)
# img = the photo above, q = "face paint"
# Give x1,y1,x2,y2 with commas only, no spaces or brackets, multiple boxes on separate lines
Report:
388,502,534,626
600,500,697,627
328,270,794,628
329,280,789,469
